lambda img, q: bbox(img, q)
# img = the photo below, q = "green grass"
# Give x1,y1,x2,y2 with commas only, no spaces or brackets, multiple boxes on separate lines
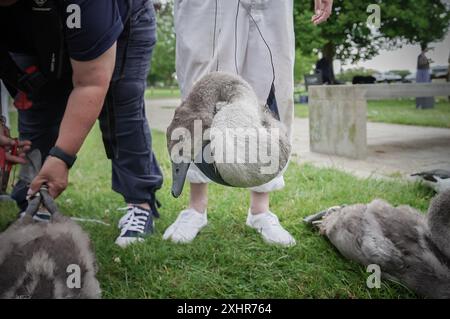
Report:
295,99,450,128
145,87,181,99
0,115,435,298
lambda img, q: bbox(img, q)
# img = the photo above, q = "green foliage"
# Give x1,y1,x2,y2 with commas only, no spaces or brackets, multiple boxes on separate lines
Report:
148,2,176,86
294,0,450,62
294,1,325,56
294,50,317,84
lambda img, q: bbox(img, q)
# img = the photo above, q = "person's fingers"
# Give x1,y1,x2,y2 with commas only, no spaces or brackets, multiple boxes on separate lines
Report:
5,153,27,164
314,0,321,13
312,0,333,24
47,182,64,199
313,9,332,24
29,176,47,197
18,140,32,147
0,135,14,147
47,183,58,199
314,13,330,25
17,144,31,156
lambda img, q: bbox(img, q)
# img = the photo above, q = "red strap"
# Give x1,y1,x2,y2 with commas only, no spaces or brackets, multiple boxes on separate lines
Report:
1,123,10,168
14,91,33,110
0,146,6,168
13,65,39,111
6,139,18,172
25,65,38,74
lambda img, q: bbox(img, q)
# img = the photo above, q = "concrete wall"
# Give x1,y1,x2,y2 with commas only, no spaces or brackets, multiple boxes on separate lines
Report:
309,86,367,159
308,83,450,160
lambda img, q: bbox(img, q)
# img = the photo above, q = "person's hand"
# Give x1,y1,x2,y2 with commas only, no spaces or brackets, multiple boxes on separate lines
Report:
312,0,333,25
0,134,32,165
29,156,68,199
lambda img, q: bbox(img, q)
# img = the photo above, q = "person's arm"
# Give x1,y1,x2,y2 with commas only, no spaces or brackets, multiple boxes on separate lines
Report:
56,43,116,156
29,43,116,198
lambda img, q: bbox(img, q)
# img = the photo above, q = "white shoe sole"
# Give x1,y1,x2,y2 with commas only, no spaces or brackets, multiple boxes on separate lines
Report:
115,236,145,248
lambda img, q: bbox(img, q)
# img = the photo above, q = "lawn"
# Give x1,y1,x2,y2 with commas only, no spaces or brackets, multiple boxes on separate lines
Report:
295,98,450,128
145,87,180,99
0,115,435,298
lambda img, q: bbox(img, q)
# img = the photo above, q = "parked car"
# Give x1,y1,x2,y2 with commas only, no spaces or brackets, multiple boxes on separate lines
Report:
403,72,416,83
431,65,449,79
373,71,403,83
352,75,376,84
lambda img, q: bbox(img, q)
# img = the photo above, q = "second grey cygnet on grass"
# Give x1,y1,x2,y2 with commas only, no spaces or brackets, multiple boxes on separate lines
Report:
305,190,450,299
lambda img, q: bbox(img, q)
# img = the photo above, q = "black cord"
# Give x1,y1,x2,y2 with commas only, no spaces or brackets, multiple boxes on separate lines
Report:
235,1,276,84
246,10,276,84
234,0,241,75
213,0,219,71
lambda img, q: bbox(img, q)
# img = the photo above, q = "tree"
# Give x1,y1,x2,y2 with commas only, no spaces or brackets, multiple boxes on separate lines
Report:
390,70,411,80
148,1,176,86
294,0,450,82
294,50,316,84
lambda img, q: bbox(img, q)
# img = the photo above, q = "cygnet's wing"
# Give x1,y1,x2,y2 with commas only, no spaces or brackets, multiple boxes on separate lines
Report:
365,200,427,271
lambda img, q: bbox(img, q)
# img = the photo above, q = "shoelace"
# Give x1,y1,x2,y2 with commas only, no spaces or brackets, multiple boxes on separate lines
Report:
118,207,150,235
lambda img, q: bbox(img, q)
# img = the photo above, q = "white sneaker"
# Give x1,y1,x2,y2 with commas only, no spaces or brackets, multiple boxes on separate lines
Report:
163,208,207,244
246,210,296,247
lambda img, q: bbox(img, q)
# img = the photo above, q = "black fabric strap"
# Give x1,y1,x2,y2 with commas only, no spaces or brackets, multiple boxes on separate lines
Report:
195,143,232,187
49,146,77,169
266,82,280,121
0,0,66,98
0,43,27,95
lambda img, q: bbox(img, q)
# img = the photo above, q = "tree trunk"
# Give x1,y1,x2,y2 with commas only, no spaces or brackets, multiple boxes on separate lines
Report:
322,42,336,84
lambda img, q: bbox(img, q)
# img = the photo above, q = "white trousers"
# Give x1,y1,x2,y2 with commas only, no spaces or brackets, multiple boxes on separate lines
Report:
175,0,295,193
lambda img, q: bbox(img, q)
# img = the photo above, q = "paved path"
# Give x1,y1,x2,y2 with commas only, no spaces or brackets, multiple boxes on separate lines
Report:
146,98,450,179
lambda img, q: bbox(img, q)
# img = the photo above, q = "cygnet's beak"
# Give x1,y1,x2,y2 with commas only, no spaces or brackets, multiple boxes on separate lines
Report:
171,161,191,198
303,205,346,226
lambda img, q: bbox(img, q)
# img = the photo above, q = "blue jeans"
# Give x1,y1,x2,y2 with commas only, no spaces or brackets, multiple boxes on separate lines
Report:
416,69,431,83
12,0,163,212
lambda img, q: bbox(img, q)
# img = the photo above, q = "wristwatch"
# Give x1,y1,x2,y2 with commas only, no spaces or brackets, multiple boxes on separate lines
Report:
48,146,77,169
